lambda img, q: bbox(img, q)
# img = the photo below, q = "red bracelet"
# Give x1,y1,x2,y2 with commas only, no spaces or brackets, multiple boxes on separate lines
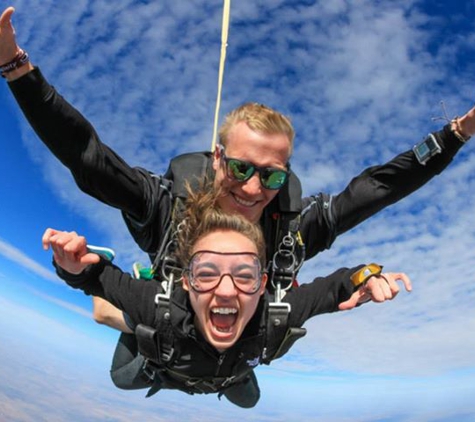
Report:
0,49,30,78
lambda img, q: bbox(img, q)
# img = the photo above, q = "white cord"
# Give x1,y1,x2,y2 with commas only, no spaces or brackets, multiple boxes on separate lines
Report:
210,0,231,152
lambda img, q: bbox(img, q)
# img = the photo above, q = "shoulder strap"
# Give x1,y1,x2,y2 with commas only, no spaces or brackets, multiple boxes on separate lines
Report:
264,168,304,293
276,168,303,213
135,274,177,393
151,151,213,275
164,151,214,199
136,155,214,376
269,213,305,294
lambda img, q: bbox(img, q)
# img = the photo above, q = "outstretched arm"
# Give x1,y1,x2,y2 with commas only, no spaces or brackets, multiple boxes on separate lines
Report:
43,229,138,333
43,228,158,328
92,296,133,333
0,7,34,80
301,114,472,259
338,272,412,311
331,125,465,237
2,6,164,230
286,266,412,327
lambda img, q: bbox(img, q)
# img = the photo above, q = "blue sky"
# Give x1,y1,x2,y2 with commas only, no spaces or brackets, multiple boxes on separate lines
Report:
1,0,475,420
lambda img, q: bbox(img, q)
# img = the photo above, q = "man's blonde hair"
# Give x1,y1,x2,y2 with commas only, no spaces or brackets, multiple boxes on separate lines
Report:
218,103,295,155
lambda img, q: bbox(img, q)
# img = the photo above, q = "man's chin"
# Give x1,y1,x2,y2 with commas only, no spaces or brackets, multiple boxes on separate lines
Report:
229,199,264,223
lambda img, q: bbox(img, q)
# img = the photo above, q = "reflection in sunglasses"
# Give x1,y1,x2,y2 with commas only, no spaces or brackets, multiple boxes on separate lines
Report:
220,147,289,190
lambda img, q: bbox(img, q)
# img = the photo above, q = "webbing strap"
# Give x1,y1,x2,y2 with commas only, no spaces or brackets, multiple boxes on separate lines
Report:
267,302,290,342
264,302,307,363
210,0,231,152
165,368,241,394
136,324,160,363
271,327,307,361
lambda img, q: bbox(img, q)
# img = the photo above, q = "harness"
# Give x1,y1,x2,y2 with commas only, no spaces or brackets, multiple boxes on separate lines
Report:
264,168,307,362
135,287,305,397
135,152,307,395
135,288,263,397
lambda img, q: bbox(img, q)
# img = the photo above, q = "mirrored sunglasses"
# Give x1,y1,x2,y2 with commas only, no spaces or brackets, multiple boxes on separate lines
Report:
221,149,289,190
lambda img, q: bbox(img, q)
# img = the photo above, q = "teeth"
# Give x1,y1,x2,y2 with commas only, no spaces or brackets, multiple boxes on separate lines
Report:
211,308,237,315
233,195,256,207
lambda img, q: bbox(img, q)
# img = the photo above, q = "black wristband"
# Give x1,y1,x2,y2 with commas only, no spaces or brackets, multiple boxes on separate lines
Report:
0,49,30,78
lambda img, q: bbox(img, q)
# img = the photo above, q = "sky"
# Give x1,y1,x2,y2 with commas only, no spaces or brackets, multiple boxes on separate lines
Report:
1,0,475,421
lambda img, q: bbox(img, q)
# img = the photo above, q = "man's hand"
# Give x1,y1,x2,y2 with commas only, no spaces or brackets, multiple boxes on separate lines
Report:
0,7,18,64
458,105,475,139
42,228,100,274
1,6,33,80
338,272,412,311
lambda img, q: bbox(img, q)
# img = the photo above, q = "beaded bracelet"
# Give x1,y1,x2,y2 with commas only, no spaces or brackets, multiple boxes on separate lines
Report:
451,117,471,143
0,49,30,78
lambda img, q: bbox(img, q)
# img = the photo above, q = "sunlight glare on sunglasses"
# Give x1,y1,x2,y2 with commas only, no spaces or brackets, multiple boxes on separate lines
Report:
221,149,289,190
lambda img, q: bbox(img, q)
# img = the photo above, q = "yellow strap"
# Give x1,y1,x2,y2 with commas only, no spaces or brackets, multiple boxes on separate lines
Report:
350,263,383,287
210,0,231,152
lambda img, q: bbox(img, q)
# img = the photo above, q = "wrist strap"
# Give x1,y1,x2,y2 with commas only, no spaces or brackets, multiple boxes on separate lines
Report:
350,263,383,287
0,49,30,78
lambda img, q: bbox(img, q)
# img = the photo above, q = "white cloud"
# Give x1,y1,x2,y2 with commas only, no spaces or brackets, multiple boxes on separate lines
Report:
0,237,59,283
29,288,93,319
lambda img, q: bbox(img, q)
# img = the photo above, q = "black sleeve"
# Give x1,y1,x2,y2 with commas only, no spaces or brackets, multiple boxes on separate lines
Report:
55,258,159,328
300,125,464,258
285,265,363,327
8,67,154,223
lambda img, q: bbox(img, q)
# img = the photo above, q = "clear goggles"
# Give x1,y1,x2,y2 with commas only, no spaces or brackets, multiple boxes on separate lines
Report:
187,250,263,294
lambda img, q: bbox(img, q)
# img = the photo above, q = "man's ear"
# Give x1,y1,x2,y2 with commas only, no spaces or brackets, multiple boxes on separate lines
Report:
182,274,190,292
259,273,268,296
212,145,221,172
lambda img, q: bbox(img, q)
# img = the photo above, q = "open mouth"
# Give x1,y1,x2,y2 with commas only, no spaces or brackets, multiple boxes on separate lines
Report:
210,307,238,333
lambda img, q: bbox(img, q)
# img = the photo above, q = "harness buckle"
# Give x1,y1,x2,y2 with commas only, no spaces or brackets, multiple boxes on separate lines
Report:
185,378,202,387
160,345,175,363
221,375,237,388
155,272,175,320
271,255,296,293
184,378,221,394
270,229,303,293
142,359,157,382
268,301,291,326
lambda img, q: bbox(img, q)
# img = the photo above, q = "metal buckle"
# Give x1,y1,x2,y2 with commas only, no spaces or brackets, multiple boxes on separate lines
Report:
160,345,175,363
142,359,156,382
221,375,236,388
268,301,291,326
